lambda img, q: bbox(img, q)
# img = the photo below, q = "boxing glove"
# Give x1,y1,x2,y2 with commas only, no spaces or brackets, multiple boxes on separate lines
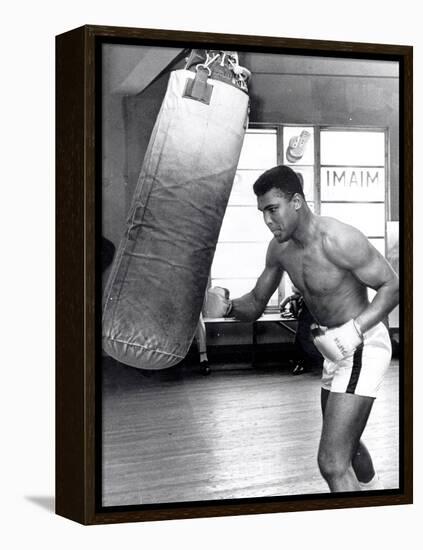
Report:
286,130,311,163
311,319,363,362
204,287,233,318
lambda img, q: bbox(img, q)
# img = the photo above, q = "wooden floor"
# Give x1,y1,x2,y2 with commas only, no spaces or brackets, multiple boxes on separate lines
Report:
101,357,400,507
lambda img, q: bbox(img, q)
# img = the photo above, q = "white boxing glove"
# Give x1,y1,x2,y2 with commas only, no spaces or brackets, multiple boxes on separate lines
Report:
311,319,363,362
204,287,233,318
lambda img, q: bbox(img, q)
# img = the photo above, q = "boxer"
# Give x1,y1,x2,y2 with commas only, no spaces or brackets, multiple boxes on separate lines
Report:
208,165,399,492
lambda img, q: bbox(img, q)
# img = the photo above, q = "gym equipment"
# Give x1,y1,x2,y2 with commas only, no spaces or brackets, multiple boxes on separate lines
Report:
203,287,232,318
311,319,363,362
102,50,250,369
286,130,311,163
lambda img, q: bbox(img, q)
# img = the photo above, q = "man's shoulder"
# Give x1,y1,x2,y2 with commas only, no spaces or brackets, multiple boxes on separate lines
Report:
268,236,290,250
318,216,363,243
317,216,369,264
267,237,289,265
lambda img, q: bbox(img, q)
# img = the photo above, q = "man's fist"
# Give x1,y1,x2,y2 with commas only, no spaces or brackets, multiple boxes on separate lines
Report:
204,287,232,318
311,319,363,362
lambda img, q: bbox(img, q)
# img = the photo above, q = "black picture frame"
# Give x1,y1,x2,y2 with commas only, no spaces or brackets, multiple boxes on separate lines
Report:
56,24,413,525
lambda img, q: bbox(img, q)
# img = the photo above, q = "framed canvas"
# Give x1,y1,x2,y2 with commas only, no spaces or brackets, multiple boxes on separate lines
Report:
56,25,413,525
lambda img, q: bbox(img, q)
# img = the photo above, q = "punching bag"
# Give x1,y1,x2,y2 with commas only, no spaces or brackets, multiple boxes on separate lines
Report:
102,50,249,369
102,51,250,370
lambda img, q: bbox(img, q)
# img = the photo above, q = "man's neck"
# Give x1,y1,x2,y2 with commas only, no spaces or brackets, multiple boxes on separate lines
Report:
291,209,317,248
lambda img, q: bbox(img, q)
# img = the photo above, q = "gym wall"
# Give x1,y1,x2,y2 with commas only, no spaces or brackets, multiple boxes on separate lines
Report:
101,48,399,350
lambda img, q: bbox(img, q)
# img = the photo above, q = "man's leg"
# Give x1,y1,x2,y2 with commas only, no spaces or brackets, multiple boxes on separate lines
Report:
352,442,376,483
194,314,210,375
320,389,376,484
318,389,374,492
292,306,312,375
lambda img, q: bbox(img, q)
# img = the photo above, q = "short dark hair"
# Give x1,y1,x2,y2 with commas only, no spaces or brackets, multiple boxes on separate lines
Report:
253,165,305,200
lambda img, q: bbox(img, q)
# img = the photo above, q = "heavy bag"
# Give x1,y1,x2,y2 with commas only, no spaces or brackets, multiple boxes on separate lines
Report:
102,55,250,370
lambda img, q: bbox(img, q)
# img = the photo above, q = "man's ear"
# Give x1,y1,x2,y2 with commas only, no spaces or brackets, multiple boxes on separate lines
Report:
292,193,303,211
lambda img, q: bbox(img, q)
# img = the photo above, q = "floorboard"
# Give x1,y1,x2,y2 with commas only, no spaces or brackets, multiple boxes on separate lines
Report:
101,358,400,506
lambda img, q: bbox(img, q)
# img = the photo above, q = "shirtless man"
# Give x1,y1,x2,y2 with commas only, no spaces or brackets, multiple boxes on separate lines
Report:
208,165,399,492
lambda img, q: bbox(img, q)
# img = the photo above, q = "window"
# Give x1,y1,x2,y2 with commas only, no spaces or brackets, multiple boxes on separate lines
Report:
211,129,279,306
320,129,387,300
283,126,316,212
211,126,388,309
320,129,386,255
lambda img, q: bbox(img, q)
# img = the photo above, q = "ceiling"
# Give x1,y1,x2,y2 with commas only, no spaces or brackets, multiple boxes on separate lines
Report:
103,45,399,96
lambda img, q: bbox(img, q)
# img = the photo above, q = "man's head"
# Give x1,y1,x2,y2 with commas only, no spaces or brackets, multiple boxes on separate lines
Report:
253,165,307,243
253,165,305,200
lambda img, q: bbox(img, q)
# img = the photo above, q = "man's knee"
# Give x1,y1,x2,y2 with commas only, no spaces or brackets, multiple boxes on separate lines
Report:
318,448,350,481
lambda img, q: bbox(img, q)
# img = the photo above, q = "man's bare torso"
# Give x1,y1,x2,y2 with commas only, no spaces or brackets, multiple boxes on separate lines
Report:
273,217,370,327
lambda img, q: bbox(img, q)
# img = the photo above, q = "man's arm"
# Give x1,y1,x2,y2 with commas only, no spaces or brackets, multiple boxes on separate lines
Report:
324,224,399,333
231,240,284,322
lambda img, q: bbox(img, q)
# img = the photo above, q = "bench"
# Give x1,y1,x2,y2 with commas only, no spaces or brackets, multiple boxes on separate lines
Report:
203,313,298,366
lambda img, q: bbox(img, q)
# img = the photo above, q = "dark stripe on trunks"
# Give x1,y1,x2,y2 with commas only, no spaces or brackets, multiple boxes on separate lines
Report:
346,344,364,394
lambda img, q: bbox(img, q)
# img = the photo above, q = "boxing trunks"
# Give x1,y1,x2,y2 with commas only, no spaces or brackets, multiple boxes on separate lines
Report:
321,322,392,398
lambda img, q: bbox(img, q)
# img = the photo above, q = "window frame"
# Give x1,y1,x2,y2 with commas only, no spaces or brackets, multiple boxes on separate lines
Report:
211,123,390,312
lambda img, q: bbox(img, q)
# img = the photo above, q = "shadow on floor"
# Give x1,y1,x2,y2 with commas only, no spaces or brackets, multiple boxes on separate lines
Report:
25,495,55,513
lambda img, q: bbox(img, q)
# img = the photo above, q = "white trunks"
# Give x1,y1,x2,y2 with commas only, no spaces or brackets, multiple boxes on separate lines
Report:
321,322,392,398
